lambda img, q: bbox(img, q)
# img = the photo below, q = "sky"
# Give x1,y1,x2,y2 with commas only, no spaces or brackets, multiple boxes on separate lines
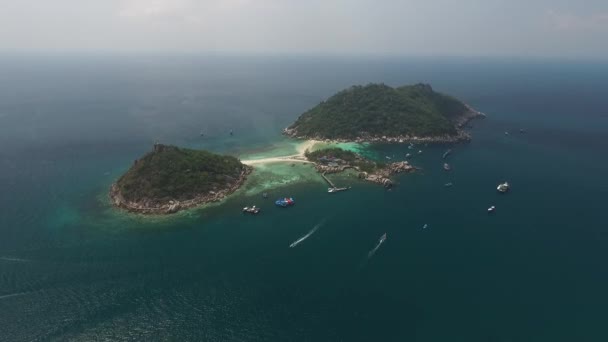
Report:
1,0,607,58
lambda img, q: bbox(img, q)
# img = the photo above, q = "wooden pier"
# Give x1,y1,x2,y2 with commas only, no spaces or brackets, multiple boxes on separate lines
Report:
321,172,337,188
322,172,350,193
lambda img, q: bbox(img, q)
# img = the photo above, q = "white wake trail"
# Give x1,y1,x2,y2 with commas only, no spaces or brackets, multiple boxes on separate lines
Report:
289,220,326,248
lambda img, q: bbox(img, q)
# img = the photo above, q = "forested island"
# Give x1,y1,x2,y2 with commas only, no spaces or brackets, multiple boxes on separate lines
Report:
305,147,414,187
284,83,484,142
110,143,252,214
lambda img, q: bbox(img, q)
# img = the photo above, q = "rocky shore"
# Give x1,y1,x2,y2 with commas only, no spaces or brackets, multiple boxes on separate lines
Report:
109,166,253,215
314,160,415,188
357,161,415,187
283,107,485,145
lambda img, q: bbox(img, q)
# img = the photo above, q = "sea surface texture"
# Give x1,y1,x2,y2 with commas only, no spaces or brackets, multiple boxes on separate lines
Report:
1,56,607,341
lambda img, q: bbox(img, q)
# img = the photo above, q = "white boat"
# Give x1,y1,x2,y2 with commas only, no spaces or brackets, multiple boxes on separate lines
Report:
242,205,260,214
444,182,453,187
488,205,496,213
497,182,510,193
418,150,423,154
443,163,451,171
405,153,411,158
379,233,387,243
422,224,428,229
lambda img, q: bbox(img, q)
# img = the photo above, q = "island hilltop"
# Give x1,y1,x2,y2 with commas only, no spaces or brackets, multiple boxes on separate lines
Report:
110,143,252,214
284,83,484,143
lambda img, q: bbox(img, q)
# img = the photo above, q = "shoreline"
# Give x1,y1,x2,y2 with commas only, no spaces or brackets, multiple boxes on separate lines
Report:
240,139,321,166
109,166,253,215
283,107,485,144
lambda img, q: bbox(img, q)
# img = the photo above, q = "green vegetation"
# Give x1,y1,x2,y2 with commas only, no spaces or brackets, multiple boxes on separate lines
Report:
288,83,470,139
116,144,248,202
305,147,380,173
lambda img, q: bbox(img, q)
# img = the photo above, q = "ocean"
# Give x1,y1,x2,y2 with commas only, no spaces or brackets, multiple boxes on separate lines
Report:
1,55,607,341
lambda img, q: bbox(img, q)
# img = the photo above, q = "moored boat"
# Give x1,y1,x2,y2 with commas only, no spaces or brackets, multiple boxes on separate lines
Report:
242,205,261,214
443,163,451,171
497,182,510,193
487,205,496,213
275,197,295,207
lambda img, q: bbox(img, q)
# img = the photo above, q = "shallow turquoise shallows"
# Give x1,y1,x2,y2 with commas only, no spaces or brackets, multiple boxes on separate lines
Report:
1,56,607,341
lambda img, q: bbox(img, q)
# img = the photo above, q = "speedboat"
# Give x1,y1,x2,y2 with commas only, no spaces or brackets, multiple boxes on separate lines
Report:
275,197,295,207
497,182,510,193
328,187,336,193
405,153,411,158
243,205,260,214
379,233,387,243
418,150,423,154
487,205,496,213
444,182,453,187
504,131,509,136
262,192,268,199
422,224,428,229
443,163,451,171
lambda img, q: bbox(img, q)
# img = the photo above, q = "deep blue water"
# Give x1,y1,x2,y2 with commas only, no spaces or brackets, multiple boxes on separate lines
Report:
1,56,607,341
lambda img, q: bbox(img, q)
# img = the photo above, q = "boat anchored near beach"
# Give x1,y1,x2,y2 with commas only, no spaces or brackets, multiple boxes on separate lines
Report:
242,205,261,214
328,187,350,193
275,197,295,207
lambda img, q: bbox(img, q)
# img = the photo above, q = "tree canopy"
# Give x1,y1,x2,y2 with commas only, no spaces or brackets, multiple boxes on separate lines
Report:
288,83,469,139
116,144,246,202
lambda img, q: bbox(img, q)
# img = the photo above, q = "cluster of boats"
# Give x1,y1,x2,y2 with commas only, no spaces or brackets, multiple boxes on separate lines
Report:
242,196,295,215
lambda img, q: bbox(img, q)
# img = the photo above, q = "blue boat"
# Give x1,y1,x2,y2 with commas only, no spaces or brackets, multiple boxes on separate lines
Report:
275,197,295,207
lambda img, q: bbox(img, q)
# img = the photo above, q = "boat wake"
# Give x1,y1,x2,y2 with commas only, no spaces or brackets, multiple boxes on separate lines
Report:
0,256,29,263
289,219,326,248
367,233,387,259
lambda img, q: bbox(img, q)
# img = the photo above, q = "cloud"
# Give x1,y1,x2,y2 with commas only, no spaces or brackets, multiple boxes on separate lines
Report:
118,0,196,19
546,9,608,30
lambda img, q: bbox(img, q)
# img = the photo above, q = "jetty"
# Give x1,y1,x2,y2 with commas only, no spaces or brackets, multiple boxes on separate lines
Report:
321,172,350,193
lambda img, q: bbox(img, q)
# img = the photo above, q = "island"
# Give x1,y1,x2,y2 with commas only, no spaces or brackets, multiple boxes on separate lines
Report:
284,83,484,143
110,143,252,214
305,147,414,188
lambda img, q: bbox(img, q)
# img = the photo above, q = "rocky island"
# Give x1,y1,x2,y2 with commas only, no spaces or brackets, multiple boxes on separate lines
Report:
305,147,415,188
110,143,252,214
284,83,484,143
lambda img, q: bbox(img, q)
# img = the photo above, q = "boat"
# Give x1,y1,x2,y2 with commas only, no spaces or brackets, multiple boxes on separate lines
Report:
200,131,204,137
405,153,411,158
487,205,496,213
328,186,350,193
242,205,260,214
442,149,452,159
519,128,526,133
379,233,387,243
385,156,392,160
275,197,295,207
504,131,509,136
418,150,423,154
497,182,510,193
422,224,428,229
229,129,234,136
262,192,268,199
443,163,451,171
444,182,453,187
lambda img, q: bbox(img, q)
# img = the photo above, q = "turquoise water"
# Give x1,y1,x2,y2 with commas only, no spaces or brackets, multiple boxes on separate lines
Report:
1,56,607,341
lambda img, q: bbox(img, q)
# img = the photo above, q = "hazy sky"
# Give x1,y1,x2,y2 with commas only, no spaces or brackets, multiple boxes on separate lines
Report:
1,0,607,58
